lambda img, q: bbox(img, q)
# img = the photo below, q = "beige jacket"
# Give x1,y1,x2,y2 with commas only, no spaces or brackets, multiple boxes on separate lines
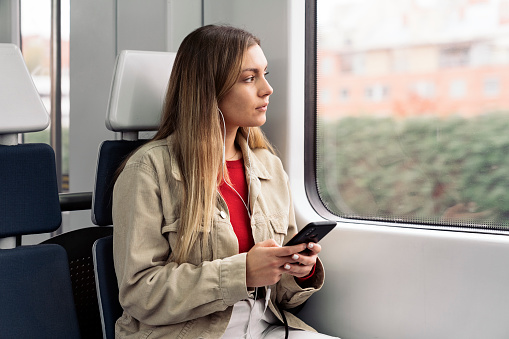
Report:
112,134,325,339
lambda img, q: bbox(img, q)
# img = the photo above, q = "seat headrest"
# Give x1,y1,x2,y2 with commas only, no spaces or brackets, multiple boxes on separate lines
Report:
0,44,49,134
106,50,177,132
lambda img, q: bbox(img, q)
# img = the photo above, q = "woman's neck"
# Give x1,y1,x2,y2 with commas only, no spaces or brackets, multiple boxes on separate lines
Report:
224,127,241,160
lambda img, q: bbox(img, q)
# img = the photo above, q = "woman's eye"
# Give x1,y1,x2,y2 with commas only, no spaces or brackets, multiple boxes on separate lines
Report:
245,76,255,82
264,71,270,77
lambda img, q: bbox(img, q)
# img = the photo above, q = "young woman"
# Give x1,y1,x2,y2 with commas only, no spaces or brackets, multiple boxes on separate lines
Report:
112,25,338,339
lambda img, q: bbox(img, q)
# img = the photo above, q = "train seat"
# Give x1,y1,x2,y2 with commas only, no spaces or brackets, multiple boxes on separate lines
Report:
0,43,80,338
92,49,176,339
0,44,55,241
92,50,176,226
0,144,80,339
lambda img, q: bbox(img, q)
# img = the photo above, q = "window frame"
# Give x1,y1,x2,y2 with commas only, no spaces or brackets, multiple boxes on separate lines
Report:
303,0,509,235
304,0,337,220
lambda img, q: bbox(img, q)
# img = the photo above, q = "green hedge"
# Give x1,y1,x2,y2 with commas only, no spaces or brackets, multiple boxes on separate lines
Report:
317,112,509,228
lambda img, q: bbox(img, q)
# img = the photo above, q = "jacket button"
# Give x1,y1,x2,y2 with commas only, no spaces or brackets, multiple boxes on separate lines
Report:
220,211,227,219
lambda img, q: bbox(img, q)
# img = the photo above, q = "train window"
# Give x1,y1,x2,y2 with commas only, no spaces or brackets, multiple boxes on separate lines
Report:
308,0,509,230
21,0,70,191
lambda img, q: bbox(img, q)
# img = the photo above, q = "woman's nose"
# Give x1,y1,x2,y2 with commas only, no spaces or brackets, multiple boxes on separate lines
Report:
259,77,273,97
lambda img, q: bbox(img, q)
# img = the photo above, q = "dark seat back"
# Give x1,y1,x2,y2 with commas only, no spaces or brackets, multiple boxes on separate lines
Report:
92,140,148,226
0,144,61,237
0,244,81,339
93,235,122,339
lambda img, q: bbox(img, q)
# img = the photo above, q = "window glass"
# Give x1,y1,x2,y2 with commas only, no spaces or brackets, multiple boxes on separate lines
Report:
315,0,509,228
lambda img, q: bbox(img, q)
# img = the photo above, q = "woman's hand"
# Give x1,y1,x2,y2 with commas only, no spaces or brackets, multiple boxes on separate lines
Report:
245,239,320,288
284,242,321,279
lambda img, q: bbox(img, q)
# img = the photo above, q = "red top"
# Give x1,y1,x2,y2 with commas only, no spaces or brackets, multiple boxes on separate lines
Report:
218,159,254,253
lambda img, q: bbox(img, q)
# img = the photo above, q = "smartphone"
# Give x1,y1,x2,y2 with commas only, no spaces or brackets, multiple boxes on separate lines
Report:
284,221,336,247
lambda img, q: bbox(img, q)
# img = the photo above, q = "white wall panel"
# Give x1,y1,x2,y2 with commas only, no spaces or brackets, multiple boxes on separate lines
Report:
300,224,509,338
69,0,117,228
167,0,202,52
117,0,167,52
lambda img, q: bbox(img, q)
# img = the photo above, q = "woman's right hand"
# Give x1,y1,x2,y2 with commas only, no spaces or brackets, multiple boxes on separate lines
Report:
245,239,307,288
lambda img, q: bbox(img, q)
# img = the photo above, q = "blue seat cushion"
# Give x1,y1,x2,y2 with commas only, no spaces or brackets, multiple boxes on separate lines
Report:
0,244,80,338
0,143,61,237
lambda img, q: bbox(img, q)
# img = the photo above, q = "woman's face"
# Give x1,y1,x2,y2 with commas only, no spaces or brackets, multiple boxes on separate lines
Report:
218,44,273,131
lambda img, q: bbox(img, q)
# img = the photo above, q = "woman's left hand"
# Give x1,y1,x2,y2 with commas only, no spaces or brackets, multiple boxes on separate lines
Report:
283,242,321,278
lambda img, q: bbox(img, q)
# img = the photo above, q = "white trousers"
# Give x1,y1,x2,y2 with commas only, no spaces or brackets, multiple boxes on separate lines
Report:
221,299,339,339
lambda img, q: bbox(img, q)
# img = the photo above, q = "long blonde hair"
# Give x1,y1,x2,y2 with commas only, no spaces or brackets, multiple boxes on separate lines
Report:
153,25,273,263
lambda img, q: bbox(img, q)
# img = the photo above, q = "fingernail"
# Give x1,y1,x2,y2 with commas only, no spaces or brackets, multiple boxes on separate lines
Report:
308,243,314,249
284,264,291,270
292,254,299,260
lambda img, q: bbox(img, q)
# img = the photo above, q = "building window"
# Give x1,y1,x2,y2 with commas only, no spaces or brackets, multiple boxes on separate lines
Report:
449,79,467,98
320,89,331,105
412,81,435,98
440,45,470,68
365,84,389,102
483,77,500,97
339,88,349,101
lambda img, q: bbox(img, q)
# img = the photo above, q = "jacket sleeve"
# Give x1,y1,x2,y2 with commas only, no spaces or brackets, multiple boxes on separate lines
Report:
275,178,325,309
112,163,251,326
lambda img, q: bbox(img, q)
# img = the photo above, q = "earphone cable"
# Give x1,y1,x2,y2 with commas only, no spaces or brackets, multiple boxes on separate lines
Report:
218,108,252,218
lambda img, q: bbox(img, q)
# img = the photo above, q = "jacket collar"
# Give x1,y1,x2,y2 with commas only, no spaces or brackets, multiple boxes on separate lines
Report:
236,132,271,180
166,132,272,182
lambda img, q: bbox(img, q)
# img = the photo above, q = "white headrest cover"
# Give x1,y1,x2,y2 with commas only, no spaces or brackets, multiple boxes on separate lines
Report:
0,44,49,134
106,50,177,132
